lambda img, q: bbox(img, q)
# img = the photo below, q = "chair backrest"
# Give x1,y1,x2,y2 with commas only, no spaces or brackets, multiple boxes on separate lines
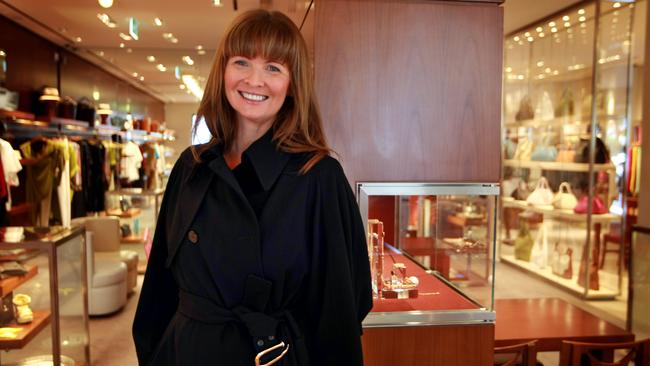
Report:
559,339,650,366
494,341,538,366
84,216,121,253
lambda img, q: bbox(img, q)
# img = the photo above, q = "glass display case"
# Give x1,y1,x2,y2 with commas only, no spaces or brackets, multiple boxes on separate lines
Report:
629,225,650,339
500,0,635,299
105,188,163,272
0,226,90,365
357,183,496,327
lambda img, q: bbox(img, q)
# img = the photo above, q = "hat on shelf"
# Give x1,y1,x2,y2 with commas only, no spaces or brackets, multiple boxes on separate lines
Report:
97,103,113,115
39,87,61,102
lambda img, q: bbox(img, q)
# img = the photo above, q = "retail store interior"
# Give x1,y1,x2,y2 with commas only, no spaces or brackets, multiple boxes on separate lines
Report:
1,0,650,365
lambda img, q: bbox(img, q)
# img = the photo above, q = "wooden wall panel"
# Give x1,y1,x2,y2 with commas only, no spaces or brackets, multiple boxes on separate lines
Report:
362,324,494,366
315,0,503,185
0,15,164,121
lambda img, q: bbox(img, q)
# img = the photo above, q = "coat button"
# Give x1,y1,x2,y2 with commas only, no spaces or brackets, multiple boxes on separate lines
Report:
187,230,198,244
257,339,264,347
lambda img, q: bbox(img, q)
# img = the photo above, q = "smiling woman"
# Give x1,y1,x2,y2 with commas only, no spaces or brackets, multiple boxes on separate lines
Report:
132,9,372,366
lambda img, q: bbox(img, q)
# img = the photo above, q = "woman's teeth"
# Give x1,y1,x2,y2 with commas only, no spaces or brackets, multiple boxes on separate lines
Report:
240,91,268,101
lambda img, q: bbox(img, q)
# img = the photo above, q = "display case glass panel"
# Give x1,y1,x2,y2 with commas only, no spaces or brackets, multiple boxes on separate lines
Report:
500,0,634,299
0,226,89,365
358,183,496,327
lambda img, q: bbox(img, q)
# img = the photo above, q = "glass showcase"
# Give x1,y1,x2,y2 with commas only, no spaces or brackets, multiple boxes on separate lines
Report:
0,227,90,365
500,0,635,299
358,183,496,327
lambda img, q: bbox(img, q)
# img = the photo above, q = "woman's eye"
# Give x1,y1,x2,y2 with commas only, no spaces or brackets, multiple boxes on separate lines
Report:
233,59,248,66
267,64,282,72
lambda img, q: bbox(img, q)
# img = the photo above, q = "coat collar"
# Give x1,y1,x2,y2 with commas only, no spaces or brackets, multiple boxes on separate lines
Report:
206,129,290,192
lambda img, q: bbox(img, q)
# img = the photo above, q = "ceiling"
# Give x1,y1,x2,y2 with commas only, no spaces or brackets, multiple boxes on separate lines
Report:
0,0,313,104
0,0,641,105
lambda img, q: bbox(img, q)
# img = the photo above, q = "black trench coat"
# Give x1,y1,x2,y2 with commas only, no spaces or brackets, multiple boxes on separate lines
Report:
132,138,373,366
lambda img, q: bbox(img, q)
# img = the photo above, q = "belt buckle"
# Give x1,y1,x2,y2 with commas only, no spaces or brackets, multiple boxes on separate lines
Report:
255,341,290,366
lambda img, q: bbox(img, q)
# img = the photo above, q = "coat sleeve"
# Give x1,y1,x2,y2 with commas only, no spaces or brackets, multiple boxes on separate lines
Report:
132,151,186,365
308,158,373,365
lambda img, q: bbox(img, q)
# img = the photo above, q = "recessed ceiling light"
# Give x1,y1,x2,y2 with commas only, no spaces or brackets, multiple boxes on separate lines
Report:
139,76,145,81
132,72,139,77
75,37,82,43
513,36,520,42
171,37,179,44
179,84,186,90
97,13,116,28
98,0,113,8
562,15,570,21
196,45,204,50
119,33,132,41
212,0,223,7
613,2,621,8
579,16,586,22
119,43,125,48
182,56,195,65
578,9,585,15
147,55,156,62
163,33,173,39
539,32,545,38
156,64,167,72
551,27,558,33
126,48,132,53
524,32,530,37
564,22,571,27
536,27,543,32
154,17,163,26
549,21,556,27
527,36,534,42
197,49,206,55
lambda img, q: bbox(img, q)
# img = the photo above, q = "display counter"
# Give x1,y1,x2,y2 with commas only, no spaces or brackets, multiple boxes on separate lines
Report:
358,183,497,366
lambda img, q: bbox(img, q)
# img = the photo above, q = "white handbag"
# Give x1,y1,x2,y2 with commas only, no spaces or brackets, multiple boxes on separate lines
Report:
552,182,578,210
526,177,554,207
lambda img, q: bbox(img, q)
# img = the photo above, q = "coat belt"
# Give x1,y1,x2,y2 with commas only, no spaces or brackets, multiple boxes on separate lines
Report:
177,289,309,365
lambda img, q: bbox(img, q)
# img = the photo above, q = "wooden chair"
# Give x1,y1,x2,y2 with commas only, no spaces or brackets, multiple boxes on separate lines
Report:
494,341,538,366
600,198,637,270
559,339,650,366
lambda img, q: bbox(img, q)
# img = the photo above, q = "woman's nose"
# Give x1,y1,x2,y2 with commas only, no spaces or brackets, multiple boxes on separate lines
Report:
244,67,264,86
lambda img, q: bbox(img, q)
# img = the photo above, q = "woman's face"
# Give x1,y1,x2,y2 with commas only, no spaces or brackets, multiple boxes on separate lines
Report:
224,56,291,128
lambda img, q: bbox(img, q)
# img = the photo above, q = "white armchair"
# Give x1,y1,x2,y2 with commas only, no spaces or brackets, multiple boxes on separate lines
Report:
85,231,127,315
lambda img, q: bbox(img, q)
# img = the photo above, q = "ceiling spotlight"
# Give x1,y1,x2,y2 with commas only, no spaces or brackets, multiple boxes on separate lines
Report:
119,43,125,48
505,67,512,72
147,55,156,62
212,0,223,7
132,72,139,77
524,32,531,37
579,16,586,22
196,45,204,50
126,48,132,53
527,36,534,42
578,9,585,15
197,49,206,55
119,33,132,41
613,2,621,8
536,61,544,67
97,13,117,28
162,33,173,39
179,84,186,90
156,64,167,72
549,21,556,27
564,22,571,27
562,15,570,21
98,0,113,8
182,56,195,65
170,37,179,44
536,27,543,32
154,17,163,26
513,36,520,42
139,76,144,81
539,32,545,38
75,37,82,43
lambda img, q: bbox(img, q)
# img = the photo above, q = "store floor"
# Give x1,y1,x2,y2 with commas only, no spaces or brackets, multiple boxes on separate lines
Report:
89,262,629,365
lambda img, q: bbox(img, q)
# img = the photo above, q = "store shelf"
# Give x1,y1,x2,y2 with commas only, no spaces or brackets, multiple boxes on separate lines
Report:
0,310,52,350
502,199,619,223
105,208,141,218
504,114,625,129
500,255,617,300
503,159,615,172
0,265,38,297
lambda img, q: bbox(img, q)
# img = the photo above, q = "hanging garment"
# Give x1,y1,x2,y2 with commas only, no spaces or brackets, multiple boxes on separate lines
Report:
77,139,108,213
121,141,143,183
20,140,64,226
0,138,22,210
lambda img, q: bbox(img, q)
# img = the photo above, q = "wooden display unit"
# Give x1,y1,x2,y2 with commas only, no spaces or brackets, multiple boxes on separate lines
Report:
0,311,52,350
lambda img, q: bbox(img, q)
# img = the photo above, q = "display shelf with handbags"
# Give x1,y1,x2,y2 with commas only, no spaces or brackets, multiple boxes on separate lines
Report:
500,0,632,300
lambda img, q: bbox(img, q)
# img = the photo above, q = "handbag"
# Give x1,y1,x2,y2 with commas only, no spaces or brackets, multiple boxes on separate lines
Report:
531,144,558,162
514,224,534,262
515,95,535,121
573,195,608,214
554,88,575,117
536,91,555,121
552,182,578,210
530,221,549,268
504,138,517,160
556,146,576,163
551,243,573,279
511,180,531,201
526,177,554,207
575,137,611,164
513,139,533,161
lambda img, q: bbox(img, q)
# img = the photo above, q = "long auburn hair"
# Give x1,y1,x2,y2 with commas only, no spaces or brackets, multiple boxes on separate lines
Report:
192,9,329,173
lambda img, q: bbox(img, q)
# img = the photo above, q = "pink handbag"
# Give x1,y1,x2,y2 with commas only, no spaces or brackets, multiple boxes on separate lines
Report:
573,195,608,214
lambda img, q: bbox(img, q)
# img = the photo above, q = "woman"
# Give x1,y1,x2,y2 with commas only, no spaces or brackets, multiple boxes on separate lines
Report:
132,9,373,366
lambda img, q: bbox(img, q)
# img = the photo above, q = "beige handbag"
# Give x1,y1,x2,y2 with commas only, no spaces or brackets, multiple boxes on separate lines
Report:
526,177,554,207
552,182,578,210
